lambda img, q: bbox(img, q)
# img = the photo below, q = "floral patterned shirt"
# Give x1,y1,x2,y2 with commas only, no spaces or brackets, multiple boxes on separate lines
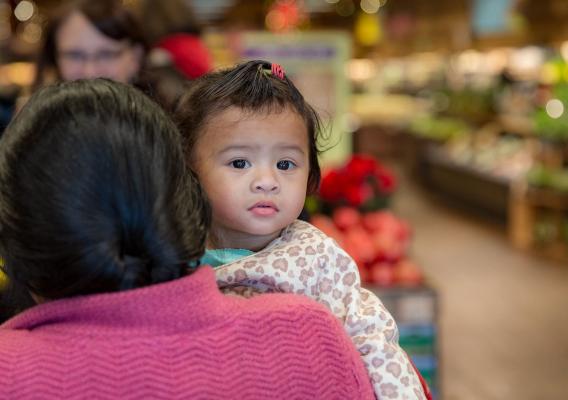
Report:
215,220,427,400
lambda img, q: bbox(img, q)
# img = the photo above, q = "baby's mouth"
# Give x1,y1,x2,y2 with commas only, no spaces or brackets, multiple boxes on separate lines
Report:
249,201,279,215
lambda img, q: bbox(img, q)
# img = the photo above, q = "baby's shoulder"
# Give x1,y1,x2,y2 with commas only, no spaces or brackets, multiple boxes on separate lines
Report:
269,220,346,258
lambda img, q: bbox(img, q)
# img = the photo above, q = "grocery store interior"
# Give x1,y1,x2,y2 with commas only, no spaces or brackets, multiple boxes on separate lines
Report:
1,0,568,399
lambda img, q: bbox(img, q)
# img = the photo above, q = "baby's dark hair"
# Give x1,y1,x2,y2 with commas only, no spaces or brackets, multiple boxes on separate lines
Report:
175,59,322,194
0,79,210,308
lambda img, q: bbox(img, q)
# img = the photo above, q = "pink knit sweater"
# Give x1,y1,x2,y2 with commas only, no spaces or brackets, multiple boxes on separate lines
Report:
0,267,374,399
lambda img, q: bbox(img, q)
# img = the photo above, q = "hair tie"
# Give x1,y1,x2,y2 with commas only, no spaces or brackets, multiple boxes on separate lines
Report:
260,62,286,80
271,63,285,80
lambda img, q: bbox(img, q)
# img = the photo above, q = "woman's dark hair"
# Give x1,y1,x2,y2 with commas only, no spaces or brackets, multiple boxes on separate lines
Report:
138,0,203,43
174,59,323,194
0,78,210,309
32,0,149,91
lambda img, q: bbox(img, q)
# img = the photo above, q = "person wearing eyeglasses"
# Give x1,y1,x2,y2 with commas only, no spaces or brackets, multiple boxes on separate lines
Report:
33,0,147,90
24,0,190,115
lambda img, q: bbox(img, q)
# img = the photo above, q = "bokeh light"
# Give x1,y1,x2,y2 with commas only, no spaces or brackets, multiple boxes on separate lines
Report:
14,0,34,22
545,99,564,119
360,0,382,14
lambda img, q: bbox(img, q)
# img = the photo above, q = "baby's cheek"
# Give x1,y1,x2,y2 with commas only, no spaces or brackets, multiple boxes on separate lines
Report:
289,187,308,214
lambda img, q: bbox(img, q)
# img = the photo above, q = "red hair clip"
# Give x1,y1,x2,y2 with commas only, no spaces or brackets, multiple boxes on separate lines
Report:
271,63,285,80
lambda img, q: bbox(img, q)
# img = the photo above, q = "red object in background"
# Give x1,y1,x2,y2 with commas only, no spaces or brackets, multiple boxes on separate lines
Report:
310,214,344,246
364,211,410,263
375,165,397,194
318,169,345,202
369,262,396,287
332,207,361,231
311,178,423,288
312,207,421,287
347,154,377,183
373,234,406,263
361,212,383,232
318,154,397,210
344,227,376,264
341,240,363,268
362,211,411,238
266,0,307,32
394,259,424,286
157,33,213,79
356,263,370,283
344,183,373,207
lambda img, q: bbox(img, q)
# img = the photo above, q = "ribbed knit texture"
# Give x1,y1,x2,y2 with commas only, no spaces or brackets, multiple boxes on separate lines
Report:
0,267,374,399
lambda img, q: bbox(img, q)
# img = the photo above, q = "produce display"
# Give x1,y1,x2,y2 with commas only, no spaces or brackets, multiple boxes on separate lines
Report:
308,154,425,287
533,214,568,245
534,58,568,142
311,208,424,287
409,115,470,142
313,154,396,213
527,164,568,192
441,133,534,181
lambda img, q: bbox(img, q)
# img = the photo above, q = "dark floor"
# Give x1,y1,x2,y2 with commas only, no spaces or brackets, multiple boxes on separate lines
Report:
393,174,568,400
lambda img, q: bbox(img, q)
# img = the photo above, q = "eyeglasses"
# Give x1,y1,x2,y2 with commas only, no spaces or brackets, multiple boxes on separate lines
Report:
58,46,129,65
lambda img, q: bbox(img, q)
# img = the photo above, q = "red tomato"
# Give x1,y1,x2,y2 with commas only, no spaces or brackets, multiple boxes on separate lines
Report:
311,214,345,246
394,259,423,287
332,207,361,231
369,262,396,287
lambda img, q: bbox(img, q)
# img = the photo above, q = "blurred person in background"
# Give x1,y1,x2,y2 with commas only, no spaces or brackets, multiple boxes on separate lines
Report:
33,0,146,90
30,0,185,112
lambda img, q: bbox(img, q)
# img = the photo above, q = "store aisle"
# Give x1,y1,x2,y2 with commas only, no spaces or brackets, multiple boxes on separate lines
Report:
392,174,568,400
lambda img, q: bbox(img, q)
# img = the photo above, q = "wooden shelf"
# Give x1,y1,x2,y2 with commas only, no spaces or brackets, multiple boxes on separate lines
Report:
509,183,568,263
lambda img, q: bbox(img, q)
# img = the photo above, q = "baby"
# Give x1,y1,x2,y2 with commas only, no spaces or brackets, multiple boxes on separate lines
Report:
175,60,429,400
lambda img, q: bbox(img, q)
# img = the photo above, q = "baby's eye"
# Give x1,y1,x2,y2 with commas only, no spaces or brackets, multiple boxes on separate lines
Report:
230,159,251,169
276,160,296,170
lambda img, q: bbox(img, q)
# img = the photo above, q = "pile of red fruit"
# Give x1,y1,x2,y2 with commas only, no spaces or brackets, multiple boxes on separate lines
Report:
311,207,424,287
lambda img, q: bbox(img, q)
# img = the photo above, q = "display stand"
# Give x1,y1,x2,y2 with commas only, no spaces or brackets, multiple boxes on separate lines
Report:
509,183,568,262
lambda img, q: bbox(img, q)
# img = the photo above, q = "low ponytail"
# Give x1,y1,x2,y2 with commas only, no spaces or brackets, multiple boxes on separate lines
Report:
0,79,210,307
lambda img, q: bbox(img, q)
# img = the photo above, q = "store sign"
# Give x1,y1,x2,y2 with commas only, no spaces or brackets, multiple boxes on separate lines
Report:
242,45,336,60
206,31,351,167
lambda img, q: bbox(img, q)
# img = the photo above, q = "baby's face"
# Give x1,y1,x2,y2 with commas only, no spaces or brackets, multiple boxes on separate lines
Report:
193,106,310,251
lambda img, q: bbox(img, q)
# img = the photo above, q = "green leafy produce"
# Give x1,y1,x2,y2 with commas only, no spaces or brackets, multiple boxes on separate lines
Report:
527,164,568,192
410,115,470,141
534,83,568,142
534,217,558,244
442,87,496,124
